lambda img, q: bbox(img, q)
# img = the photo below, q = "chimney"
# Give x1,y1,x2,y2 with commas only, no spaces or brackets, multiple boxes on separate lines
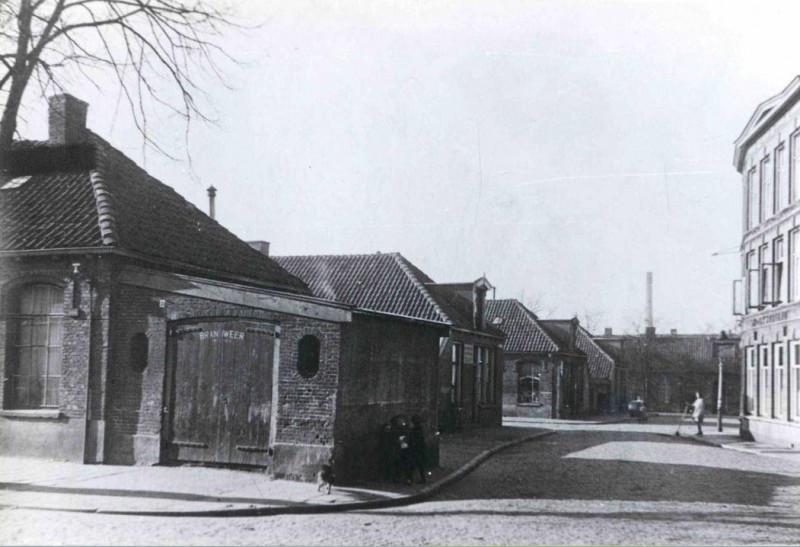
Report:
646,271,654,328
604,327,613,337
670,328,677,336
207,185,217,220
569,317,579,352
645,326,656,337
48,94,88,144
248,240,270,256
472,277,493,330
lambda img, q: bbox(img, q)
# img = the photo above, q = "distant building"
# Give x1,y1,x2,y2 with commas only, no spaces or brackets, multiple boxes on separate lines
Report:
733,75,800,447
485,300,593,419
596,329,740,415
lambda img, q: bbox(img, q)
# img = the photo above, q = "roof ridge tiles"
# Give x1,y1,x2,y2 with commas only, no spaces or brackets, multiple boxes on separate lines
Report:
276,252,397,259
88,136,118,246
391,253,452,325
514,300,559,350
578,325,614,362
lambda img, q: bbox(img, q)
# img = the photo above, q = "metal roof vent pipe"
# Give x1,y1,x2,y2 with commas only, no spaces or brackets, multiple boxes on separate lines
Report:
207,185,217,220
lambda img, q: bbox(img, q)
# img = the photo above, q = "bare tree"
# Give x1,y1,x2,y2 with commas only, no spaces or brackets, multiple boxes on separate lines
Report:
576,308,606,335
520,290,556,318
0,0,238,155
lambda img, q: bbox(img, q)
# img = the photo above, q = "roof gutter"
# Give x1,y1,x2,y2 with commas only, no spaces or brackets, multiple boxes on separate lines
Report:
353,308,450,331
450,326,506,341
0,247,310,295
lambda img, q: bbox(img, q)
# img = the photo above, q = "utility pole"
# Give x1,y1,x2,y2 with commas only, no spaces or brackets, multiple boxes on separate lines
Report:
717,354,724,432
714,331,736,433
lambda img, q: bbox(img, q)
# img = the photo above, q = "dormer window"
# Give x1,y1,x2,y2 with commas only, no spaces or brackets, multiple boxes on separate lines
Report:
1,175,32,190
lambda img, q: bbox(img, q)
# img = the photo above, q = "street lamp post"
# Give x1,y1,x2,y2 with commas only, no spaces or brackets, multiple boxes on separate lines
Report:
713,331,737,433
717,355,724,432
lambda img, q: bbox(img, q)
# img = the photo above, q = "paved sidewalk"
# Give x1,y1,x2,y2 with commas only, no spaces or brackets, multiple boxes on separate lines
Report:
506,414,800,463
0,427,550,516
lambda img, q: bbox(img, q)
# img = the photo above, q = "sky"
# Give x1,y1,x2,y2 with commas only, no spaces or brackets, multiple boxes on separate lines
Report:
13,0,800,334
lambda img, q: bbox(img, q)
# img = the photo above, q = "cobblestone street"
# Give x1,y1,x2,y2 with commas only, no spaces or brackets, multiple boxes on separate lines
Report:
2,418,799,545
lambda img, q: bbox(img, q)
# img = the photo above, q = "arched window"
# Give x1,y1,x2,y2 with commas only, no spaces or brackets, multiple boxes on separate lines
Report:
297,335,321,378
7,284,64,408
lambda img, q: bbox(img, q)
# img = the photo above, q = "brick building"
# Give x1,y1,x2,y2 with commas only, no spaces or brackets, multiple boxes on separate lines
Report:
733,75,800,447
273,256,505,434
595,329,739,415
424,278,506,432
485,299,589,419
538,320,625,416
0,94,438,483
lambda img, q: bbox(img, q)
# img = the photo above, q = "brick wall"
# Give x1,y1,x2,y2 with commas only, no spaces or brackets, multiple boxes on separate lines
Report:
106,278,341,472
0,255,109,461
500,354,555,418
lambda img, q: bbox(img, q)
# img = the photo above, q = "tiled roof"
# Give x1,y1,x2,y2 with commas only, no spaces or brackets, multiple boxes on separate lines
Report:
624,335,721,370
485,299,557,353
575,328,615,380
538,320,586,357
595,339,623,361
0,170,102,249
275,253,504,337
595,333,741,374
537,319,615,378
274,253,449,323
0,134,308,294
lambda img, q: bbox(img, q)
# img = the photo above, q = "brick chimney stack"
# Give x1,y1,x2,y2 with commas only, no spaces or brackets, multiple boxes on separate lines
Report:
48,94,88,144
248,241,270,256
472,277,493,330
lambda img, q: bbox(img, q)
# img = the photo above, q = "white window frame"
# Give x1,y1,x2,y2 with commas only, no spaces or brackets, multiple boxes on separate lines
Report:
790,341,800,421
760,244,772,307
774,342,787,419
792,130,800,203
776,143,787,211
747,250,760,309
761,155,773,220
759,344,771,417
746,346,756,414
748,167,759,230
773,236,785,306
791,229,800,302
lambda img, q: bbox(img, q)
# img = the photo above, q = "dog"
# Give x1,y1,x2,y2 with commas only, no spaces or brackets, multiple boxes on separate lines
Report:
317,463,334,494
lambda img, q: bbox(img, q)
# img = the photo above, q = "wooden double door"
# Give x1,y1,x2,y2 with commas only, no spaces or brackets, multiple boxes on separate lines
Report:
164,319,276,467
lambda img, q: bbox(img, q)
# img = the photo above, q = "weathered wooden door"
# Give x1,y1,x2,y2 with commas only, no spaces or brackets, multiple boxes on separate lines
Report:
166,320,275,466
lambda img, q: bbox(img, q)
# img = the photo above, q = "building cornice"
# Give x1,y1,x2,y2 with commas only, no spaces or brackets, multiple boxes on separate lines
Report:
734,76,800,173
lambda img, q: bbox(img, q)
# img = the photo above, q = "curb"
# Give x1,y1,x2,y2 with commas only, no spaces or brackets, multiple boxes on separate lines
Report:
4,430,557,518
504,417,632,426
655,432,724,448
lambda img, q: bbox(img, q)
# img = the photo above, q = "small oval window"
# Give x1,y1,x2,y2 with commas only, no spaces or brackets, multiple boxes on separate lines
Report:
297,335,321,378
130,333,149,372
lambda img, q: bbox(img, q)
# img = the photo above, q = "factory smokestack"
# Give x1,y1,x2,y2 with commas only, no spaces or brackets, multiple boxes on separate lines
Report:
646,271,654,329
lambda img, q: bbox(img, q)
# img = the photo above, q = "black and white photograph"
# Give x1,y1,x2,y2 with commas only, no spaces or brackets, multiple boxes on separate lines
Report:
0,0,799,545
